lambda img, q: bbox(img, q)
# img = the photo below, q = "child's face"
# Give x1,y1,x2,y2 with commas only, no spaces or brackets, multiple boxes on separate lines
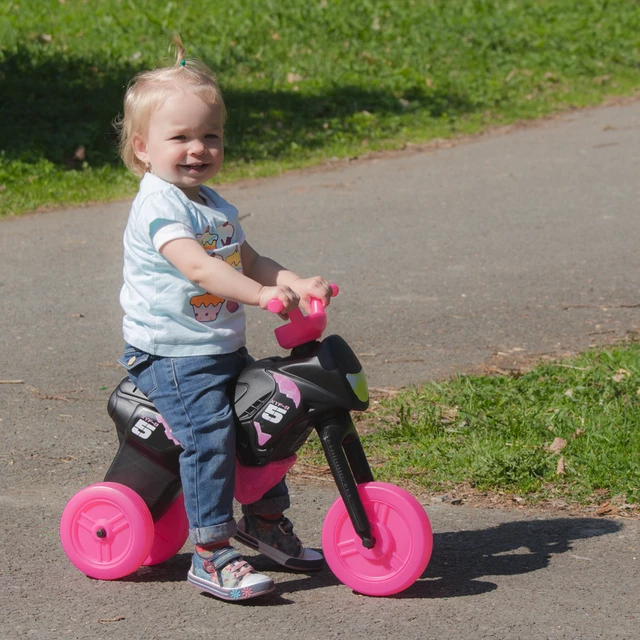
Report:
133,91,224,200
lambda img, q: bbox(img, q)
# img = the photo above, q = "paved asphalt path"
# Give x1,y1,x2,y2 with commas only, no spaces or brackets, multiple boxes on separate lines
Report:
1,102,639,639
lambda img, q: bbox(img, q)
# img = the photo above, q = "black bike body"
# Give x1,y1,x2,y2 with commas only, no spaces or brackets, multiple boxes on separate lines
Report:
105,333,377,547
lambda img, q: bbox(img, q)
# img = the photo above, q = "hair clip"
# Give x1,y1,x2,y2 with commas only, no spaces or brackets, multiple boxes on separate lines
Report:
180,59,186,67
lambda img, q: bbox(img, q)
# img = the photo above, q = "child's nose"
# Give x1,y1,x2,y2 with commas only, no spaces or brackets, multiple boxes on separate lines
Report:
191,140,206,154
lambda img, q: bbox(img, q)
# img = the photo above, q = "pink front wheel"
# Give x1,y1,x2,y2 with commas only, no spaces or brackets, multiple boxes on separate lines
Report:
322,482,433,596
60,482,155,580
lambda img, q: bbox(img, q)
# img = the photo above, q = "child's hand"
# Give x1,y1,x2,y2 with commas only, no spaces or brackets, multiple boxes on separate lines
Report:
289,276,333,313
258,285,299,318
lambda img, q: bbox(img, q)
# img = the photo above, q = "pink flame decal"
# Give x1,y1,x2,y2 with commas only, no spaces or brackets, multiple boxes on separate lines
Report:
253,421,272,446
157,415,181,445
272,372,301,408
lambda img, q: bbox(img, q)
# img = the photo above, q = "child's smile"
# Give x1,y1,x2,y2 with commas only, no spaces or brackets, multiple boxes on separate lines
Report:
181,162,211,174
133,91,224,200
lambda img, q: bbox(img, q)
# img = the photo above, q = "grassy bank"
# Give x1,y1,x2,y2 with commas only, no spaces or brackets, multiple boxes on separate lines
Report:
300,342,640,511
1,0,640,216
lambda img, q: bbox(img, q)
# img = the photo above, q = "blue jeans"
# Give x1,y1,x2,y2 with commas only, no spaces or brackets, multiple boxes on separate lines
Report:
119,345,290,545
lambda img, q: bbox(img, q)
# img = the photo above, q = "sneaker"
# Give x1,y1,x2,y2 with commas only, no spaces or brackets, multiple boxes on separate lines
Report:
235,515,325,571
187,546,274,601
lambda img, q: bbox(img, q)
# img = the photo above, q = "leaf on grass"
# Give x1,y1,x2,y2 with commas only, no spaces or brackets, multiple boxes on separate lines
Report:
556,456,566,475
440,406,458,424
612,369,631,382
572,428,585,439
596,502,613,516
549,437,567,454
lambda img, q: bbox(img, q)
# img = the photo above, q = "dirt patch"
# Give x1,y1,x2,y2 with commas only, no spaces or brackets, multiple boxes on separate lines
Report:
418,484,640,520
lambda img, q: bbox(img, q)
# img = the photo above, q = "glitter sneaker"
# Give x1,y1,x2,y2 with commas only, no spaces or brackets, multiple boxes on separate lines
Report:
187,546,274,601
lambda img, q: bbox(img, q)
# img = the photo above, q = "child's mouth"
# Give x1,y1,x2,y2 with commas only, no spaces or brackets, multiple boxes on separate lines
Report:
181,163,209,174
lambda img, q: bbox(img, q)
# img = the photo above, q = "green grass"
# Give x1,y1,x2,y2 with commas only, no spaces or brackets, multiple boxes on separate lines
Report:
1,0,640,216
301,343,640,507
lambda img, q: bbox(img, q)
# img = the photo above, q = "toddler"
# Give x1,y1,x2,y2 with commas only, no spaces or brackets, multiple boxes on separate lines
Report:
115,38,331,601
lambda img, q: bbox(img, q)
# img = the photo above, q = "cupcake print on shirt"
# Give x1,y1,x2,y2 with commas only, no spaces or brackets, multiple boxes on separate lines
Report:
190,222,242,323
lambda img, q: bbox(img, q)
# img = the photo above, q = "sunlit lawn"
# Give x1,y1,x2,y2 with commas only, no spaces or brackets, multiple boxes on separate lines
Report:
1,0,639,215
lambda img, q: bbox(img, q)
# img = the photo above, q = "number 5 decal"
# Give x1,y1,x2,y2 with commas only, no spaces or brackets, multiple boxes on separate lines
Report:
262,404,287,424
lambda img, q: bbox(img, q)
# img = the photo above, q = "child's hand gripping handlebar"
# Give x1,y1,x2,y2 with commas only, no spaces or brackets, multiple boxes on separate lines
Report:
267,284,339,349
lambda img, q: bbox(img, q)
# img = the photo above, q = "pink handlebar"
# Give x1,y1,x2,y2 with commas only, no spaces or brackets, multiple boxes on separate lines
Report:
266,299,285,314
268,284,339,349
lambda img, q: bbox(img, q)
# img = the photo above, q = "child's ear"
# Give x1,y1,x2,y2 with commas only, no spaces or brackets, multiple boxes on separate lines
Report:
132,133,149,164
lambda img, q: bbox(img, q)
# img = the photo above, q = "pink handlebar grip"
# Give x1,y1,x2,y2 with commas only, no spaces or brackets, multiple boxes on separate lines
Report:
267,299,285,314
270,283,339,349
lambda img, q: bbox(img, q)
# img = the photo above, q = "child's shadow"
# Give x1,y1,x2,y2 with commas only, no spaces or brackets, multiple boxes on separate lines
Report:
396,516,621,599
123,516,621,602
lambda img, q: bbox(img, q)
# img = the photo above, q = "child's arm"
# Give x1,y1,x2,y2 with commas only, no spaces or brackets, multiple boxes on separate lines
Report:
241,241,333,311
160,238,299,311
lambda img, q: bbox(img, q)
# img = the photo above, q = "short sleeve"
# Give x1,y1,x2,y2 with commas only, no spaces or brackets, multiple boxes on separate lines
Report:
152,221,196,252
137,189,197,251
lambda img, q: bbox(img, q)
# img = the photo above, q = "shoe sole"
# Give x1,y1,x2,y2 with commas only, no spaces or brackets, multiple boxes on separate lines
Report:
234,527,325,572
187,571,274,601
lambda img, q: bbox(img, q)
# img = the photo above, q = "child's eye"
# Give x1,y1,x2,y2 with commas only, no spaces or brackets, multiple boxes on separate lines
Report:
171,135,186,141
205,133,220,139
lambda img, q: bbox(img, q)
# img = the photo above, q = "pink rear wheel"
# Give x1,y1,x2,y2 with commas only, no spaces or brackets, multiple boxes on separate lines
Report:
60,482,154,580
322,482,433,596
142,493,189,566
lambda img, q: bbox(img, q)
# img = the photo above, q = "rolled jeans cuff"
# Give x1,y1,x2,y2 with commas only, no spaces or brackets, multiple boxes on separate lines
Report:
189,518,237,546
241,493,291,516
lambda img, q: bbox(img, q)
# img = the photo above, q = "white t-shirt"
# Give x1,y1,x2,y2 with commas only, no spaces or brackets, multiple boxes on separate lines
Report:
120,173,247,356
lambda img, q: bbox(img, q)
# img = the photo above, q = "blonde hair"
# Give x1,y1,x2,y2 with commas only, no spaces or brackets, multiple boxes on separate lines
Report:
115,35,227,177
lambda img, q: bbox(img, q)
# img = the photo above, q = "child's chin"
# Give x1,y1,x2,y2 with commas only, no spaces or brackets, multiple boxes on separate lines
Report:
178,172,209,184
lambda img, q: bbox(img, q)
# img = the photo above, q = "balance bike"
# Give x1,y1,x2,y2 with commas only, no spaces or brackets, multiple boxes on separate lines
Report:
60,288,433,596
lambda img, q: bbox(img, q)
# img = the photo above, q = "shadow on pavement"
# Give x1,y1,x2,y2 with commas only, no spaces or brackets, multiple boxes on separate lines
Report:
399,516,621,599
